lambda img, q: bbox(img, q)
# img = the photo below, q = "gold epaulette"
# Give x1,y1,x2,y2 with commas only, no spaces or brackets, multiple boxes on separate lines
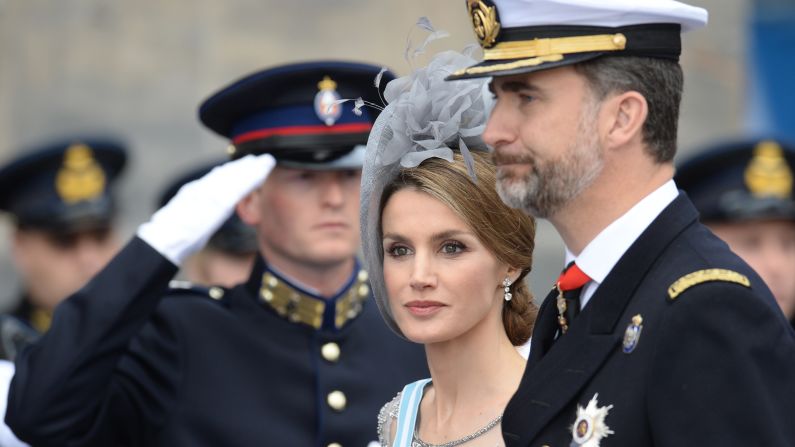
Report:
667,269,750,300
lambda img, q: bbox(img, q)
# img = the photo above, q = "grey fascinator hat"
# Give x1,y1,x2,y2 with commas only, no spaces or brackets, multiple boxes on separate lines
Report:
360,48,494,337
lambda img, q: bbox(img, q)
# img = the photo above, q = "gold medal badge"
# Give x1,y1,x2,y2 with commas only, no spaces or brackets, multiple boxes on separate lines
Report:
467,0,501,48
55,144,106,203
622,314,643,354
744,140,793,199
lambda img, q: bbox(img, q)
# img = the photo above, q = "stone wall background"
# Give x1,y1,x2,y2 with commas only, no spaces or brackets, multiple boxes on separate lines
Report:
0,0,747,309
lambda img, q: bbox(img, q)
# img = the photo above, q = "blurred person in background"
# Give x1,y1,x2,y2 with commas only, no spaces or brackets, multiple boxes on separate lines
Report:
7,62,427,447
0,138,126,360
0,138,126,447
157,160,258,288
677,138,795,328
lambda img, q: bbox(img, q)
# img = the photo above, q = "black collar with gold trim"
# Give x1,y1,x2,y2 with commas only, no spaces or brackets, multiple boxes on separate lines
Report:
247,258,370,331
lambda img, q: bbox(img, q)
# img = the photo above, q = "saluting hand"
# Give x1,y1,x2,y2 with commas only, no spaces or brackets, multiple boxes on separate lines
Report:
137,154,276,265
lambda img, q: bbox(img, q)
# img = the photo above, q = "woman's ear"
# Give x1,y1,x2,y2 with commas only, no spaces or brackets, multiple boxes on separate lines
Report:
601,90,648,150
235,188,262,226
506,265,522,285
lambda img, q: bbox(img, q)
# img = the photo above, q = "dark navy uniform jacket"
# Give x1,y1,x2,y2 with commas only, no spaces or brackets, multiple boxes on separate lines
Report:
502,194,795,446
6,237,427,447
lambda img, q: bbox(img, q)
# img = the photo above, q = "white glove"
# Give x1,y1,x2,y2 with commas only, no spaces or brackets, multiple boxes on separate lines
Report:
137,154,276,266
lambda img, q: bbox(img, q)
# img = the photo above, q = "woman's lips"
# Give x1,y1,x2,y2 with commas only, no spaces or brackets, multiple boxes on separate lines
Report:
405,300,446,316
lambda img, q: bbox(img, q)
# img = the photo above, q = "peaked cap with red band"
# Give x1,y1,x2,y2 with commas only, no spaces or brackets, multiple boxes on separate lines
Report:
199,61,394,169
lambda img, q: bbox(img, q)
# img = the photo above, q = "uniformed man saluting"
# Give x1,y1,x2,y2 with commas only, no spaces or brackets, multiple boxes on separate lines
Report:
449,0,795,445
6,62,428,447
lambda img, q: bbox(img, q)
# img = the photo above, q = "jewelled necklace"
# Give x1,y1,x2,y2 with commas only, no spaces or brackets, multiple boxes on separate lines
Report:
411,413,503,447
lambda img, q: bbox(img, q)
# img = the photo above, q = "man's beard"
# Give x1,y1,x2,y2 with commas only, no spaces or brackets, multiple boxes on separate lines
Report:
494,101,604,218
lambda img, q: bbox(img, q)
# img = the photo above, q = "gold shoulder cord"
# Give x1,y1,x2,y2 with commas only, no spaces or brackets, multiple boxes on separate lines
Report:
668,269,750,300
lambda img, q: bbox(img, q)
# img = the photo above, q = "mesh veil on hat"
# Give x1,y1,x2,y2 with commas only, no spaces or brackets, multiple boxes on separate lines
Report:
360,48,494,337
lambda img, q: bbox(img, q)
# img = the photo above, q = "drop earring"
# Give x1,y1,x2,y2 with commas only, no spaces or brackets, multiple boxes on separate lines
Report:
503,277,513,301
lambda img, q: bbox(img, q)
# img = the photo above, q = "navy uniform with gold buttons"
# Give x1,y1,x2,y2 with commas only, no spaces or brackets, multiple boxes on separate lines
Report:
0,139,126,360
6,63,428,447
676,138,795,328
449,0,795,446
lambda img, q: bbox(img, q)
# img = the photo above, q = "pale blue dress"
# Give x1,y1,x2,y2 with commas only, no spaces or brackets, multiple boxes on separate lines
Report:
377,378,431,447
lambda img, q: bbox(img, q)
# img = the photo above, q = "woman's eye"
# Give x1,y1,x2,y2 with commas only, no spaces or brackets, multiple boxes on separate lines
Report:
387,245,411,257
441,242,465,254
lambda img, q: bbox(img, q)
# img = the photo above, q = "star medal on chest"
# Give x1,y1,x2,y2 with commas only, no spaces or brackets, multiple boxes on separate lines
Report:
571,393,614,447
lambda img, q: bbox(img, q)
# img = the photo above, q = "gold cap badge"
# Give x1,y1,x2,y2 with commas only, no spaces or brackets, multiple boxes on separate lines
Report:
468,0,501,48
744,140,793,199
55,144,106,203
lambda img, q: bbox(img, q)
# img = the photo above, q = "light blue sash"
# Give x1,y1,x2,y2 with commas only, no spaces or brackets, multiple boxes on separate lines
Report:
392,378,432,447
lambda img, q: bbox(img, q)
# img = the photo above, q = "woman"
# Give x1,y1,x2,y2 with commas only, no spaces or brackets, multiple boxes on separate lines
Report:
359,49,538,446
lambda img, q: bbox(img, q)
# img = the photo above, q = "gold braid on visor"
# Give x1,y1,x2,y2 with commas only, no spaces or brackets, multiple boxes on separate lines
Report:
482,33,627,61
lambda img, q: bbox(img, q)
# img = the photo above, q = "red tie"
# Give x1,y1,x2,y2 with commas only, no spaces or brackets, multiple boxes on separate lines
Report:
557,262,591,292
555,262,591,334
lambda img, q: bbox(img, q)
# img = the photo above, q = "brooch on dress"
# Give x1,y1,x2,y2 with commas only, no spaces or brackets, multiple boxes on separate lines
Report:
571,393,614,446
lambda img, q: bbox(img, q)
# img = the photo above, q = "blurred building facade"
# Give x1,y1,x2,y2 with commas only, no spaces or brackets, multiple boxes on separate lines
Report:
0,0,754,309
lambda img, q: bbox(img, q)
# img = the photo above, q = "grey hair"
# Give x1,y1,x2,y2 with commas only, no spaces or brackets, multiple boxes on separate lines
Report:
574,56,683,163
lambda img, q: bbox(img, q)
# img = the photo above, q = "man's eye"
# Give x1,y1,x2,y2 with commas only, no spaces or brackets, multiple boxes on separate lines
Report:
519,94,534,103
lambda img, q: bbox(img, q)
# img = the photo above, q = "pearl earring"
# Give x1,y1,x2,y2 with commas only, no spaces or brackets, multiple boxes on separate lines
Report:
503,277,513,301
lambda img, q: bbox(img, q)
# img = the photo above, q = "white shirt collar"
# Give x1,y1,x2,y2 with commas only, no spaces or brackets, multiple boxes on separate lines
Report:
564,179,679,308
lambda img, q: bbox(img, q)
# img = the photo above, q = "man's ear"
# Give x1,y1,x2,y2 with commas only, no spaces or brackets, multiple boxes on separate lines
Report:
11,229,33,272
601,90,648,150
236,188,262,225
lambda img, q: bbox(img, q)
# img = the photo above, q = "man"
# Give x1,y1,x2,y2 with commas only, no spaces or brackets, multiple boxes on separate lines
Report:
7,62,427,446
0,138,126,359
157,160,258,288
449,0,795,445
677,138,795,327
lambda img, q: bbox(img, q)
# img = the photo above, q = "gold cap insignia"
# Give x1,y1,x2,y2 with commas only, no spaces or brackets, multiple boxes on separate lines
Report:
314,76,342,126
468,0,501,49
55,144,106,203
744,140,793,199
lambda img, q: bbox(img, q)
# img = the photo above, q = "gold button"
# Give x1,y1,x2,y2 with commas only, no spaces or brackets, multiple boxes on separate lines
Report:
357,284,370,297
357,270,368,282
261,289,274,302
327,390,347,411
328,443,342,447
321,342,341,362
208,287,224,300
